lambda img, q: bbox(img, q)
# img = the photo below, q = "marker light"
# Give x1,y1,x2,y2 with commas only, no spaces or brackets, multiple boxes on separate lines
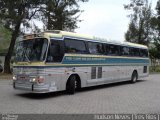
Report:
37,76,44,83
31,76,44,83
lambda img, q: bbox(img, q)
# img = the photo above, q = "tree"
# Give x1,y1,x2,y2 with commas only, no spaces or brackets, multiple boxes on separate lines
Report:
124,0,153,46
0,0,43,73
0,24,11,54
149,0,160,59
40,0,88,31
0,0,88,73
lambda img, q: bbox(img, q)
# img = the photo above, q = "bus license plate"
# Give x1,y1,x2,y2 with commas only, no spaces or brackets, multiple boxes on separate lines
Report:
17,75,29,81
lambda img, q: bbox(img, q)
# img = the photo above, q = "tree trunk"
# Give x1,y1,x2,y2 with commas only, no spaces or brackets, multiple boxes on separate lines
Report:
3,22,21,73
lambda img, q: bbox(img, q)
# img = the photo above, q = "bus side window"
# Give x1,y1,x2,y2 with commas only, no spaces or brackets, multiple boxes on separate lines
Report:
120,46,130,56
65,39,87,54
47,40,64,62
96,44,104,54
129,48,134,56
133,48,140,57
88,42,97,54
108,44,119,56
140,49,148,57
104,44,109,55
88,42,104,54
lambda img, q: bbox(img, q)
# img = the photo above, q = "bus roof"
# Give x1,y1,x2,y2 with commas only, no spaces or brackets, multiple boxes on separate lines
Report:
25,30,148,49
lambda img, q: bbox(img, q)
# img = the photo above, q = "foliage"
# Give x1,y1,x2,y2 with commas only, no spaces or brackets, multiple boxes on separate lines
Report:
40,0,88,31
148,0,160,59
124,0,153,46
0,73,13,79
0,24,11,54
150,65,160,73
149,46,158,59
0,0,88,73
0,0,44,73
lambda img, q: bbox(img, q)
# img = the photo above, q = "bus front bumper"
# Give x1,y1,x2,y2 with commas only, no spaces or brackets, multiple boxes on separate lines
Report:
13,82,57,93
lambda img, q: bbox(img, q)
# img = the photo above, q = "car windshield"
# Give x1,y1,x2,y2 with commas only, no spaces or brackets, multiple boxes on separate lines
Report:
15,38,48,62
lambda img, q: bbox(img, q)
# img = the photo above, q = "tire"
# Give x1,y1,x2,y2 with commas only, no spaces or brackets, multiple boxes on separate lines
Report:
131,71,138,83
0,65,3,73
66,75,77,95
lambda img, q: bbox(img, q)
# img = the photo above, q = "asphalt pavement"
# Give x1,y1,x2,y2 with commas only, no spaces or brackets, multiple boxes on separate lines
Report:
0,74,160,114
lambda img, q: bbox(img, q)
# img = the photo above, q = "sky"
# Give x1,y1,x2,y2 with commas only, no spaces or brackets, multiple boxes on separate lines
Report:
29,0,157,42
75,0,157,42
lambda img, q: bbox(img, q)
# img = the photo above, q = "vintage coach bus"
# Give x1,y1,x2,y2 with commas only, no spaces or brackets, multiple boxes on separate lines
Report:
13,30,149,94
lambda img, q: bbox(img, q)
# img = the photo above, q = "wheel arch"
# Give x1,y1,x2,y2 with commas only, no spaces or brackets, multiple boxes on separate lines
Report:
131,69,138,83
132,69,138,79
66,74,81,90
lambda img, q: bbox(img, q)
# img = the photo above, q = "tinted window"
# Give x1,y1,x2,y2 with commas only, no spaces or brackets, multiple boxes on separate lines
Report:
140,49,148,57
129,47,139,56
88,42,104,54
104,44,109,54
65,39,87,53
132,48,140,57
108,44,120,55
129,48,135,56
120,46,130,56
47,40,64,62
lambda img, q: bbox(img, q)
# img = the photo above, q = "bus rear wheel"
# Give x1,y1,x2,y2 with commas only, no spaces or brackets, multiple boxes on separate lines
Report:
131,71,138,83
66,75,77,95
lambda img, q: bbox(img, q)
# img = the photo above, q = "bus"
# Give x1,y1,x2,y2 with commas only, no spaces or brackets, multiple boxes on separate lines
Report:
13,30,149,94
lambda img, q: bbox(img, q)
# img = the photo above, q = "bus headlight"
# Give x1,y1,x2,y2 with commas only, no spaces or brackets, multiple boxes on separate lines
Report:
31,76,45,84
13,76,16,81
30,78,36,83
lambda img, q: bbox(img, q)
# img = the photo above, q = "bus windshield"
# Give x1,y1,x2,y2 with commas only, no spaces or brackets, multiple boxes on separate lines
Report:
15,38,48,62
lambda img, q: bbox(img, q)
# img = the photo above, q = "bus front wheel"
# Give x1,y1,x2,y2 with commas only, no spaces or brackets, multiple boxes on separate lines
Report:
131,71,138,83
66,75,77,95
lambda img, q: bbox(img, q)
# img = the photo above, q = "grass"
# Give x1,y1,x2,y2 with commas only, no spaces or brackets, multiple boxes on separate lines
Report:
0,73,12,80
149,65,160,74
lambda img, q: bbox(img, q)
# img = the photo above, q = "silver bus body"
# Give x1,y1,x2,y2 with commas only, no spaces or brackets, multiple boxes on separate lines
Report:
13,30,149,93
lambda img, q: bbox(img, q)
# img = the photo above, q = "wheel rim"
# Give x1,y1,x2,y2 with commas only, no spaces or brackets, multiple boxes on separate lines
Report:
133,73,137,82
75,80,77,89
71,76,77,89
133,76,136,82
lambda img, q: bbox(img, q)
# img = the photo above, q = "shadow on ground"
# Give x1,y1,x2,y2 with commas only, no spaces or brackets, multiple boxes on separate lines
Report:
16,91,66,99
78,79,146,93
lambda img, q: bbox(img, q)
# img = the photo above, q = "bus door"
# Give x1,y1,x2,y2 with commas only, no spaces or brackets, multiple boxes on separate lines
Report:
47,39,65,62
